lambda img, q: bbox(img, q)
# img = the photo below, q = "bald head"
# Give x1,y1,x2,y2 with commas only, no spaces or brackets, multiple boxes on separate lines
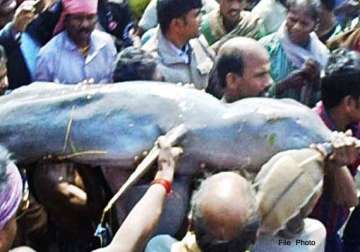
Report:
191,172,258,245
209,37,272,102
218,37,269,62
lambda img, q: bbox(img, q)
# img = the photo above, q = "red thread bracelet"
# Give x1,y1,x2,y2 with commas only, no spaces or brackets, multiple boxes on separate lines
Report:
151,178,172,194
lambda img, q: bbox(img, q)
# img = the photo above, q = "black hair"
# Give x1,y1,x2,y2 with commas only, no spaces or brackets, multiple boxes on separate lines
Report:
113,47,158,82
321,49,360,109
206,48,244,99
287,0,321,21
157,0,202,33
320,0,336,11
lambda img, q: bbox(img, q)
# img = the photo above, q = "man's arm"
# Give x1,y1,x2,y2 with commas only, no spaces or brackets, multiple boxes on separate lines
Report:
0,1,37,49
94,138,182,252
325,164,358,208
323,131,359,208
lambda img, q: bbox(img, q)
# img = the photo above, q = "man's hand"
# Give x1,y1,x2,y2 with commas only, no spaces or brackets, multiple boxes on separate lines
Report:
302,59,320,82
12,0,39,33
155,136,183,181
328,130,358,167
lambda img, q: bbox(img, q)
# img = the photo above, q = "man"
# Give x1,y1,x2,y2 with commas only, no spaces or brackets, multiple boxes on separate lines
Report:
206,37,272,101
0,0,38,89
310,48,360,252
206,37,321,106
145,172,259,252
137,0,218,37
142,0,214,90
113,46,164,82
94,138,183,252
200,0,265,47
35,0,116,84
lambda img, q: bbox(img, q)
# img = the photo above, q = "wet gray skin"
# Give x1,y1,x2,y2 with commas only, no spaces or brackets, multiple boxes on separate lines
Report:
0,81,332,235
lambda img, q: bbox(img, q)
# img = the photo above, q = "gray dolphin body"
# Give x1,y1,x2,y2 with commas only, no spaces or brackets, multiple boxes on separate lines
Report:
0,81,332,236
0,81,331,174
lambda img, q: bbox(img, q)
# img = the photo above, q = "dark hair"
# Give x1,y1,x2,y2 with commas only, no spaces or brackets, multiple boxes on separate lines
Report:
206,49,244,98
321,49,360,109
113,47,158,82
287,0,321,21
157,0,202,33
0,45,7,68
320,0,336,11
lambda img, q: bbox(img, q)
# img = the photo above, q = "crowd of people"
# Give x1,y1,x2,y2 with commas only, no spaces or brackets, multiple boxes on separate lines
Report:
1,0,360,251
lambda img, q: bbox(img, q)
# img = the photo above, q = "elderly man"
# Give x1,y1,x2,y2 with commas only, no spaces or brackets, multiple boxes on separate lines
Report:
35,0,116,84
145,172,259,252
206,37,273,101
142,0,214,90
200,0,265,47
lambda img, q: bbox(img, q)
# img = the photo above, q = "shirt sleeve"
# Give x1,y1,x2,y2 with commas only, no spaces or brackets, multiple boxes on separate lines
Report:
34,49,54,82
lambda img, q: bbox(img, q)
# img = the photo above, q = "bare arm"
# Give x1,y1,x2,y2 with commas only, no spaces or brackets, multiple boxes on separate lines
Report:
324,131,359,208
325,163,358,208
94,138,182,252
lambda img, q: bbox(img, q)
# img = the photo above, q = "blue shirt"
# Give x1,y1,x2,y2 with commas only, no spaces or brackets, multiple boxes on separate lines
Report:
35,30,116,84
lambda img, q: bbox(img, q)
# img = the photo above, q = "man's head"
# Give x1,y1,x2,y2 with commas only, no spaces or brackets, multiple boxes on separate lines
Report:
157,0,202,40
0,0,16,28
190,172,259,252
321,49,360,122
219,0,247,28
210,37,272,102
0,148,22,252
54,0,98,47
113,47,164,82
0,46,8,95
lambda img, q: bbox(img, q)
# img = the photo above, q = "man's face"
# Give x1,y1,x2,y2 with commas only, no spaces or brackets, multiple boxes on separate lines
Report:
0,66,8,95
64,13,97,47
286,7,316,45
226,51,272,102
0,0,16,29
220,0,245,27
180,8,202,40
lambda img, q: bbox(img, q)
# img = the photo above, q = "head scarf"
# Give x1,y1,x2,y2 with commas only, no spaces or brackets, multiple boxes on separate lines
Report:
53,0,98,35
0,162,22,230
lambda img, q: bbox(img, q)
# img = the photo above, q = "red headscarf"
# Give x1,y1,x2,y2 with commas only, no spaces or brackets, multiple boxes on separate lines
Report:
53,0,98,35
